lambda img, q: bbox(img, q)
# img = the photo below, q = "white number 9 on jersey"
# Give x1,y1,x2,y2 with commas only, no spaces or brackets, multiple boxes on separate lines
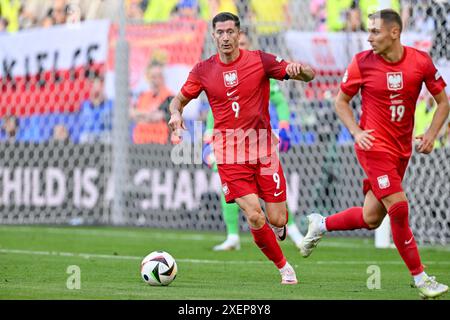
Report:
231,102,240,118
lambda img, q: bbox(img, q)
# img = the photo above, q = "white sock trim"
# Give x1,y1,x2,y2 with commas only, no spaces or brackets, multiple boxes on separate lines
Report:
322,217,328,233
414,271,428,285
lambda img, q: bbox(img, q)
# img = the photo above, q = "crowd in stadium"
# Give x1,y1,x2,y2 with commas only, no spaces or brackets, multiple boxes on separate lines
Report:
0,0,449,147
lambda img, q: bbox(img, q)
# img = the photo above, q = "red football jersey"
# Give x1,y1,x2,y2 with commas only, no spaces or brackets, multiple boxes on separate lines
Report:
181,49,288,163
341,46,447,158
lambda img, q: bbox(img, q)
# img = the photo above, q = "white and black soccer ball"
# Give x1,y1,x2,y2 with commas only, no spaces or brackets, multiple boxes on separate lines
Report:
140,251,177,286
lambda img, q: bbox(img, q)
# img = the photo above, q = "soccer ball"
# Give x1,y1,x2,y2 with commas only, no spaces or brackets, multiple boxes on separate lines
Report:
140,251,177,286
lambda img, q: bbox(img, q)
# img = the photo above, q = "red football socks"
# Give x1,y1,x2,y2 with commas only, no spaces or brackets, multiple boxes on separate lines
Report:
388,201,424,275
325,207,370,231
250,223,286,269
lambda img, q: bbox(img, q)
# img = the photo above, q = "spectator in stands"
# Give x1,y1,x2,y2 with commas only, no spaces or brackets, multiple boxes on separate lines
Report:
48,0,68,25
0,114,19,142
40,10,55,28
173,0,239,21
130,60,173,144
0,0,21,32
248,0,291,49
325,0,364,32
208,0,238,19
52,123,70,143
310,0,327,32
0,16,8,33
174,0,198,18
325,0,353,31
66,1,82,24
126,0,145,21
142,0,178,23
358,0,400,30
76,75,113,144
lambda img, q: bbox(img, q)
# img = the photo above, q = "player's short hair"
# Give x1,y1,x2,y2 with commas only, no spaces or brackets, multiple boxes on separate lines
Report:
212,12,240,30
368,9,403,33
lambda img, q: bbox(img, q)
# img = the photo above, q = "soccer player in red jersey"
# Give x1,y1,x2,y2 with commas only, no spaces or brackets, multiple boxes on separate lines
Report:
299,9,449,299
168,12,315,284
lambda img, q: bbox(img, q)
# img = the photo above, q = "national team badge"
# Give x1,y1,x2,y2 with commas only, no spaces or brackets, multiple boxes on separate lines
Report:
386,72,403,91
222,183,230,195
223,70,238,87
377,175,390,189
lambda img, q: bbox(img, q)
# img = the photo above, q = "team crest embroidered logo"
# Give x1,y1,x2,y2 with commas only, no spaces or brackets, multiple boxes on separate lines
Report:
386,72,403,90
223,70,238,87
222,183,230,195
377,175,390,189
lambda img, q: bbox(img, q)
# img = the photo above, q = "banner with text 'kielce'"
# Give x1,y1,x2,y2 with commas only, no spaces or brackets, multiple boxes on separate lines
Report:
0,20,110,117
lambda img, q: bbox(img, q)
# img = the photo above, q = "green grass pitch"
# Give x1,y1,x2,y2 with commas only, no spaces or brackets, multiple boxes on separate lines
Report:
0,225,449,300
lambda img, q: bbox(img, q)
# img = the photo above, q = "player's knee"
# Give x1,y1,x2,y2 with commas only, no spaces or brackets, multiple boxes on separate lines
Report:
246,208,265,228
267,212,286,227
364,215,384,230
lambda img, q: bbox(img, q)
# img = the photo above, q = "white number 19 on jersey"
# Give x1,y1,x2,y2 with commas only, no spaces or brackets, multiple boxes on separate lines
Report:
389,105,405,122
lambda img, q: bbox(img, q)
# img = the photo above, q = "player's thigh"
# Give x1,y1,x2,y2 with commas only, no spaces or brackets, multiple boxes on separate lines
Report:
256,153,287,203
235,193,265,227
265,201,288,227
381,191,408,211
356,150,405,202
363,190,387,228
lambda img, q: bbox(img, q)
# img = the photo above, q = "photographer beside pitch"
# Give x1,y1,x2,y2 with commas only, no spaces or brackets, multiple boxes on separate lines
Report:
168,12,315,284
299,9,449,299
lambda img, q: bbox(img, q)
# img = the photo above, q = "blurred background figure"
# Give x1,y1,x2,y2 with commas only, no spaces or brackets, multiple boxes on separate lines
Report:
0,16,8,33
0,114,19,142
52,123,70,143
130,60,173,144
247,0,291,50
0,0,20,32
310,0,327,31
126,0,145,21
76,75,113,144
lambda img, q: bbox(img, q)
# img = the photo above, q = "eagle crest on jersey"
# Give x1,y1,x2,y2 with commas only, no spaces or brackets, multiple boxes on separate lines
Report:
223,70,238,87
387,72,403,90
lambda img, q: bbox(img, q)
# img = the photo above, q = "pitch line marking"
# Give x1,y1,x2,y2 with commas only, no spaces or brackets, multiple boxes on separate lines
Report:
2,248,450,266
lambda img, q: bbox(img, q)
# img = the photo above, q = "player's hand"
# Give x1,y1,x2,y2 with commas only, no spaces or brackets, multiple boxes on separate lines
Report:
278,128,291,153
168,111,186,139
415,133,434,154
354,129,375,150
285,63,304,79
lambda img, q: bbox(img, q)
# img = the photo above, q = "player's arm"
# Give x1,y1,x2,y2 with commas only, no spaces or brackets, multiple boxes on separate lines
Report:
415,89,450,154
335,89,375,150
285,62,315,82
260,51,315,83
168,92,191,135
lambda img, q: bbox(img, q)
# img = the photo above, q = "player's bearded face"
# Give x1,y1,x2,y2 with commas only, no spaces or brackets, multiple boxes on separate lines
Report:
367,18,393,55
212,21,240,55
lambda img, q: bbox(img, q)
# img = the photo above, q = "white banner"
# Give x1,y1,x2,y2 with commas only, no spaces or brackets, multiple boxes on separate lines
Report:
0,20,110,77
285,31,433,72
